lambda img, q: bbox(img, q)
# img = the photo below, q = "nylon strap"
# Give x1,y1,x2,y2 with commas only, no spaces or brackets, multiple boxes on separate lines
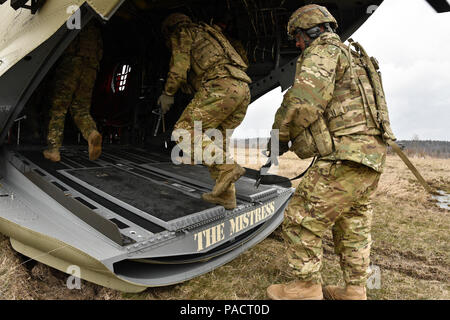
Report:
255,157,316,188
387,140,433,194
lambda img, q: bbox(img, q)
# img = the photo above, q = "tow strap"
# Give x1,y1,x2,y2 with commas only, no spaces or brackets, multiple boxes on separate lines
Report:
255,157,317,188
387,140,433,194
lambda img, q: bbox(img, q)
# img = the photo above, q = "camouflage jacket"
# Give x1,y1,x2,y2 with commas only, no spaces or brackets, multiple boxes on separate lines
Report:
65,21,103,67
164,23,251,96
272,32,387,173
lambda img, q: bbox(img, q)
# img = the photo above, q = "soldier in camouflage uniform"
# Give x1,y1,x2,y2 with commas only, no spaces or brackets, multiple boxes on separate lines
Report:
266,5,395,300
159,13,252,210
43,21,103,162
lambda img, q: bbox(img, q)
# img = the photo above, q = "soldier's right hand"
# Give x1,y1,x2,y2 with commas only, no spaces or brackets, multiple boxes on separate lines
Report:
158,93,175,114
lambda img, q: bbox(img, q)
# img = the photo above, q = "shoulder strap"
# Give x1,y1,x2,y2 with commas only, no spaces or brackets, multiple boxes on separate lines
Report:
348,39,397,141
316,36,359,92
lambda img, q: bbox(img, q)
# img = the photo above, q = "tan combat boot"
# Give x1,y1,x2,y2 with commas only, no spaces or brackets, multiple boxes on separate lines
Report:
267,280,323,300
43,148,61,162
202,183,237,210
212,164,245,196
88,130,102,161
323,285,367,300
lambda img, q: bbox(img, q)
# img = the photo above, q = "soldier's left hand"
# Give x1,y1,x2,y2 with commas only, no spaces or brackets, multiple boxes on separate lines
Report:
158,93,175,114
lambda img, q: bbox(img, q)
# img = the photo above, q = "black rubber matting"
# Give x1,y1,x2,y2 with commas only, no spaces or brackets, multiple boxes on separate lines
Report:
15,146,288,232
141,162,278,201
64,166,217,222
17,149,165,233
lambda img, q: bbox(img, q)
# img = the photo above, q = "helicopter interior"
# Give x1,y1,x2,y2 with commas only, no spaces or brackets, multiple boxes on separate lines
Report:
4,0,379,151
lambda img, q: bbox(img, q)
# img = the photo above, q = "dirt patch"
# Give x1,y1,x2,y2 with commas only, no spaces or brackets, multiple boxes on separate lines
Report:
372,246,449,282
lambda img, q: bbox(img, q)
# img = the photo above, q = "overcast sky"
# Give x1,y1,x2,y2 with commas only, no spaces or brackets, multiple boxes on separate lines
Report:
233,0,450,141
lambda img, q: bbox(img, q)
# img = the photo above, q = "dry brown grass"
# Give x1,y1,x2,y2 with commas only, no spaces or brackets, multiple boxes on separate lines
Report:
0,153,449,300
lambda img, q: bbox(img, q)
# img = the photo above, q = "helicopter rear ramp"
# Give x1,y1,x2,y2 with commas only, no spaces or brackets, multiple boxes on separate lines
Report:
0,145,293,291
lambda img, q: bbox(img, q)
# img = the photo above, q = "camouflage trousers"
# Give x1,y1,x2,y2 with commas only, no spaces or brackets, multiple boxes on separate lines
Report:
283,159,381,286
47,56,99,150
174,77,251,176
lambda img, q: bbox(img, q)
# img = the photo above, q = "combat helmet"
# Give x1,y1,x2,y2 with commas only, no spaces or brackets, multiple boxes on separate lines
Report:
161,13,192,38
287,4,338,37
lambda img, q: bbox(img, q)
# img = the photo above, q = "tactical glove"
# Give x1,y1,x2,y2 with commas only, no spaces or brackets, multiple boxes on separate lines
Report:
158,93,175,114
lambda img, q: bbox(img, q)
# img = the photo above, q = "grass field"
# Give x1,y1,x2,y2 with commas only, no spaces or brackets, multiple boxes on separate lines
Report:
0,152,448,300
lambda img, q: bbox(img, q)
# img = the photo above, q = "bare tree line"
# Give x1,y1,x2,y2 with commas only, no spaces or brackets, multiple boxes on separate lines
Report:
232,138,450,159
395,140,450,159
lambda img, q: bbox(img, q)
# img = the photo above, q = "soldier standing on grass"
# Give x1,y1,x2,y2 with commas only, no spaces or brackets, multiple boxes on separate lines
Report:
159,13,252,210
266,4,396,300
43,21,103,163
